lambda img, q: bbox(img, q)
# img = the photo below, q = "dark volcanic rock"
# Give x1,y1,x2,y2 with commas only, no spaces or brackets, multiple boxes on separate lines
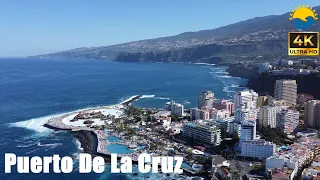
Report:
247,73,320,99
225,63,259,79
72,130,97,154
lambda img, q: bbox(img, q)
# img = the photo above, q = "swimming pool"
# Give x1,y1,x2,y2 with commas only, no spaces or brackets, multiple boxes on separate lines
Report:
192,164,201,171
173,161,192,169
106,136,121,142
106,144,135,154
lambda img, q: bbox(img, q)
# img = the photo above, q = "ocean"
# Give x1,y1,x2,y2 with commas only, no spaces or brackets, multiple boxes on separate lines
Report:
0,58,247,180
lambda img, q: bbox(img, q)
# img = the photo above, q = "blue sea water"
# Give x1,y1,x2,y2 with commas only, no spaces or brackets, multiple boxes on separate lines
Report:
0,58,247,180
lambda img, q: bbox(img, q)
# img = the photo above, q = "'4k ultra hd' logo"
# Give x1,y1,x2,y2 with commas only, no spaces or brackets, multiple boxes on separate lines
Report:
289,5,318,31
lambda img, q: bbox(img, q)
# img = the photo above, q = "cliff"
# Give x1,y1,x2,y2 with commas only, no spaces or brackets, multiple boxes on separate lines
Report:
247,73,320,99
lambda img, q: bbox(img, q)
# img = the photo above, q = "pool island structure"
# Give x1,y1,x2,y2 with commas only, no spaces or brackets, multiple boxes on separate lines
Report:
44,95,201,175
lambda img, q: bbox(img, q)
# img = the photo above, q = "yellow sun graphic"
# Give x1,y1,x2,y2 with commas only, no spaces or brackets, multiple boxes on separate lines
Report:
289,5,318,21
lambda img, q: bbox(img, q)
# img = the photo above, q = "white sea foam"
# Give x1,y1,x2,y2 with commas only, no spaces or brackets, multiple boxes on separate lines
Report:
8,115,56,136
154,97,170,100
141,95,155,99
217,75,232,79
119,95,139,104
16,142,37,148
74,139,84,151
193,63,215,66
37,142,63,148
183,100,191,105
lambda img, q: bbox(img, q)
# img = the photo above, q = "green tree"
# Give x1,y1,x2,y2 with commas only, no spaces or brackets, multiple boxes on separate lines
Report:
232,132,239,140
170,114,179,121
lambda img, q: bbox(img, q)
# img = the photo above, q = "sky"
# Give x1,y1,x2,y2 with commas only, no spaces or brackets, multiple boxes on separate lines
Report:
0,0,319,57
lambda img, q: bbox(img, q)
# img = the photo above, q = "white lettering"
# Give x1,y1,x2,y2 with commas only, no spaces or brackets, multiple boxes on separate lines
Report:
120,156,132,173
92,156,105,173
5,153,16,173
110,154,120,173
30,156,42,173
61,157,73,173
174,157,183,174
138,154,151,173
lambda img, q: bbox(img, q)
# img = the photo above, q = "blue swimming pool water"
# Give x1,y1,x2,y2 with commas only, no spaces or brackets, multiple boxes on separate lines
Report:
106,136,121,142
107,144,135,154
173,161,192,169
192,164,201,171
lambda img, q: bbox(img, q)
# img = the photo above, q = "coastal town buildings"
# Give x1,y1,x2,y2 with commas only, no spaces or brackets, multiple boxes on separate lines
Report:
301,155,320,179
234,108,258,123
259,63,272,74
212,99,234,115
266,138,320,180
211,109,230,121
241,139,276,160
274,80,297,106
183,123,221,145
190,108,202,121
234,90,258,110
277,59,294,67
304,100,320,129
150,111,171,127
299,59,318,66
239,120,257,143
268,96,287,106
198,90,214,109
259,105,278,128
276,109,299,134
297,94,315,106
257,96,268,107
165,101,184,117
213,117,234,134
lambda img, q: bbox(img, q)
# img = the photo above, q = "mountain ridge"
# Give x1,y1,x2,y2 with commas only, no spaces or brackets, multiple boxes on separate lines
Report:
30,6,320,62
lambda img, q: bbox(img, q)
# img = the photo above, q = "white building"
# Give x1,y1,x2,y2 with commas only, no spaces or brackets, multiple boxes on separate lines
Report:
241,139,276,160
183,123,221,145
240,120,257,143
266,155,298,180
198,90,214,109
234,90,258,110
214,117,234,134
259,106,278,128
165,101,184,117
234,108,258,123
276,109,299,134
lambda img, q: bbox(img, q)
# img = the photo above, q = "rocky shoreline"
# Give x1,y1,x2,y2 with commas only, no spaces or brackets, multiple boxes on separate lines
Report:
72,130,97,154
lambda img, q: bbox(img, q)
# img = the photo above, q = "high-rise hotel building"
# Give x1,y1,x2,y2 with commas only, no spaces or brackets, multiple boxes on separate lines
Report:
304,100,320,129
234,90,258,110
274,80,297,106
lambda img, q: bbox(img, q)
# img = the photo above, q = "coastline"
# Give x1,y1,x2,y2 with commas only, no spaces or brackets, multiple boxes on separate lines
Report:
73,130,97,155
43,95,205,177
